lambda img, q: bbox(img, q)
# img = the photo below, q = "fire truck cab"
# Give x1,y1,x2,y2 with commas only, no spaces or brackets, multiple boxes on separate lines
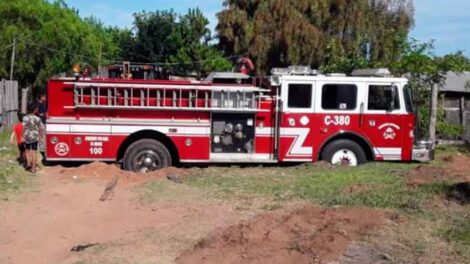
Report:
45,66,433,172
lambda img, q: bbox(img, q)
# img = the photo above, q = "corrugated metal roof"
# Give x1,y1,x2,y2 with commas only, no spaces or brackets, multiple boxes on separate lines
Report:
441,71,470,93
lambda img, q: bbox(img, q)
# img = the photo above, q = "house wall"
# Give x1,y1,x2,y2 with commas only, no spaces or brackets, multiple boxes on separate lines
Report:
441,92,470,140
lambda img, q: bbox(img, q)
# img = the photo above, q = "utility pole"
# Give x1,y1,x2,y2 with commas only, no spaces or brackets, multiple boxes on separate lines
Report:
9,37,16,80
98,42,102,77
428,82,439,148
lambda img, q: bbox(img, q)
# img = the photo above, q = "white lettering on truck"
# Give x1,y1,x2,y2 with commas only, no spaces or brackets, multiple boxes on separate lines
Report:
324,115,351,126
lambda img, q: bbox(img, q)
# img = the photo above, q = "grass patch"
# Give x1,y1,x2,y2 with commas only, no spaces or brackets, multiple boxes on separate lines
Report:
0,132,31,200
440,213,470,256
184,162,448,212
185,166,297,200
436,144,470,156
138,178,204,203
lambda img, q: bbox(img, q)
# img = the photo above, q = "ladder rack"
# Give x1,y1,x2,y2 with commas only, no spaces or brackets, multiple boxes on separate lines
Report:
66,82,271,113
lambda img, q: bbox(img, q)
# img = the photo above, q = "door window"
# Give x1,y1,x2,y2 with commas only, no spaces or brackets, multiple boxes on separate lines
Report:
287,84,312,109
403,85,414,113
368,85,400,111
321,84,357,110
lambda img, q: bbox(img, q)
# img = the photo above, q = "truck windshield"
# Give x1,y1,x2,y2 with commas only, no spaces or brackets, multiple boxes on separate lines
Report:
404,85,414,113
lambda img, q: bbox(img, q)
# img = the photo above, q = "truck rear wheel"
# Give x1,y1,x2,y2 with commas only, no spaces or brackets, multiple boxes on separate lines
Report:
123,139,172,172
322,139,367,166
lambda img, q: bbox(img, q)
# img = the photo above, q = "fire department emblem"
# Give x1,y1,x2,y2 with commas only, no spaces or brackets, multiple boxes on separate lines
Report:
300,116,310,126
55,142,70,156
383,127,396,140
379,123,401,140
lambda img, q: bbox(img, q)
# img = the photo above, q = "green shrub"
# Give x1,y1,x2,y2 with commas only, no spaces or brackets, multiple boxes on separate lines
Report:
437,122,465,140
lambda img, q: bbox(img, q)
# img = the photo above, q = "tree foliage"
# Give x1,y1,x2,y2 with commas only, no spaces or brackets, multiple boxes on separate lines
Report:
217,0,414,73
393,40,470,83
0,0,120,89
121,9,233,76
392,39,470,139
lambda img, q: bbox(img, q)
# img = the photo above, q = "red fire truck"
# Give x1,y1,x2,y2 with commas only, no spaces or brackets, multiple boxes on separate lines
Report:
45,66,433,172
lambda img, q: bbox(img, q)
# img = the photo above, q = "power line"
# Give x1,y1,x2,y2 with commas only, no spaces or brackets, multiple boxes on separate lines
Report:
15,36,246,67
17,37,111,62
122,54,247,66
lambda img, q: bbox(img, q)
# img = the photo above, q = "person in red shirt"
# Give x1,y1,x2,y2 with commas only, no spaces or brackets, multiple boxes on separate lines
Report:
10,113,26,166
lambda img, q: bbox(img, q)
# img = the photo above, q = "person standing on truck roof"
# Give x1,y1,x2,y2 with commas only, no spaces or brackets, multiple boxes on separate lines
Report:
10,113,26,167
23,104,42,173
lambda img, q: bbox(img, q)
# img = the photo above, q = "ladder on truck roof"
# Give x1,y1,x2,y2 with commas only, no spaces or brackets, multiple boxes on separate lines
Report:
65,82,271,113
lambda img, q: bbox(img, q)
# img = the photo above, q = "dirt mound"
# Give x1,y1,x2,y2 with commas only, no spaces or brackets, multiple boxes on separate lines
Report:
47,162,190,184
406,154,470,186
176,205,388,264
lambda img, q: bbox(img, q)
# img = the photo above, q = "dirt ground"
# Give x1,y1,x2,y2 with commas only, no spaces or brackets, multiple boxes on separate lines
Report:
406,154,470,186
0,162,396,264
1,157,469,264
177,206,390,264
46,162,191,184
0,163,238,264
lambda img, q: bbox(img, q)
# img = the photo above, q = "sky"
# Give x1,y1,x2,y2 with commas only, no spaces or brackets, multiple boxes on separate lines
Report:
64,0,470,57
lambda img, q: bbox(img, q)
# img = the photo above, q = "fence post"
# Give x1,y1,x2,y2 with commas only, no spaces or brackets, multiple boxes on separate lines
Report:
0,79,19,131
0,79,4,132
0,80,5,132
21,87,29,114
8,80,19,128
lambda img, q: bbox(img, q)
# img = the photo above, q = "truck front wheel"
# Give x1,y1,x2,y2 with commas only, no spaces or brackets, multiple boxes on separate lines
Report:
322,139,367,166
123,139,172,172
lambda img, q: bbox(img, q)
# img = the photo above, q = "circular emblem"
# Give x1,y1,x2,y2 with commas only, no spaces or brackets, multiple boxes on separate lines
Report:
300,116,310,126
383,127,397,140
55,142,70,156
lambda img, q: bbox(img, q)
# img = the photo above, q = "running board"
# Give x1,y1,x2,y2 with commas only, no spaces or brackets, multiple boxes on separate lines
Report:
209,153,277,163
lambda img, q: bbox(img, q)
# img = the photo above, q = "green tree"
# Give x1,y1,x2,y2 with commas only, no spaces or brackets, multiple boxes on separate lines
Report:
392,39,470,143
217,0,414,74
129,10,179,63
122,8,232,76
168,9,232,76
0,0,121,89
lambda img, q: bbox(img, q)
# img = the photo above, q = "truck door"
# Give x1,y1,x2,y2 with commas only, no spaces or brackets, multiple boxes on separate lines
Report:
279,81,315,162
362,83,405,160
313,82,362,164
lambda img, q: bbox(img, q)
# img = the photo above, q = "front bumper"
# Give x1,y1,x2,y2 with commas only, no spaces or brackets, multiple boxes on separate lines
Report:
412,140,434,162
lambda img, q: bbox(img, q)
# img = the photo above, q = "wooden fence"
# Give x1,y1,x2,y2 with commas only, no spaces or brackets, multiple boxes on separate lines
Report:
0,79,19,132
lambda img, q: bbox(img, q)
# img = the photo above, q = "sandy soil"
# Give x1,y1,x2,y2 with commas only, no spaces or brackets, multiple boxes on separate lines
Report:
0,163,237,264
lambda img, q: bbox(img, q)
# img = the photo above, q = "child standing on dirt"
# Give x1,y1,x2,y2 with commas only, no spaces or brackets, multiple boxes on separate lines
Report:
23,104,42,173
10,113,26,166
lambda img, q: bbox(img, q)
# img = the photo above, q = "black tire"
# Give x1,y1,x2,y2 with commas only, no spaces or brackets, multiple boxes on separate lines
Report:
322,139,367,166
123,139,172,172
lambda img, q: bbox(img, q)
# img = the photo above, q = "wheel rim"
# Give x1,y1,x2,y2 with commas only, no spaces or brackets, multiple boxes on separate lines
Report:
331,149,358,166
133,150,161,172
